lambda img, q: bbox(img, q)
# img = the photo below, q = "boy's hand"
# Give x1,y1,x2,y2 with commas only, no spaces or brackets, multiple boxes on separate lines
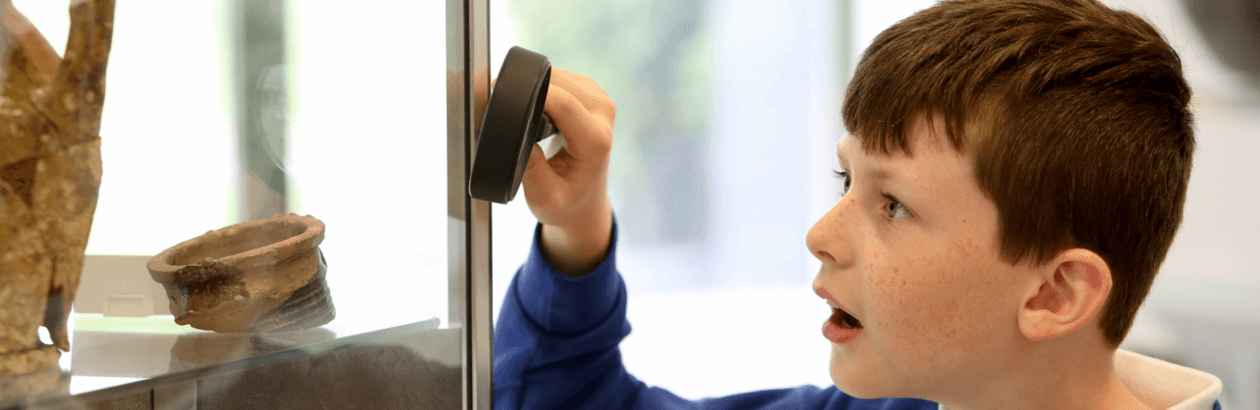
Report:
521,68,616,278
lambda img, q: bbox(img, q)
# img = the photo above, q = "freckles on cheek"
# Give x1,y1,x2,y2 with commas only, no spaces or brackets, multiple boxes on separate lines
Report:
866,263,916,335
870,256,968,349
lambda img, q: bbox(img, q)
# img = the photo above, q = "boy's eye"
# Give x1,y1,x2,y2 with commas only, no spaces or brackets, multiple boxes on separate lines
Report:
884,195,913,219
832,167,912,220
833,170,851,196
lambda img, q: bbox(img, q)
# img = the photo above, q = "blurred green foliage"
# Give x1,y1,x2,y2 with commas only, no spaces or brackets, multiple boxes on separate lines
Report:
506,0,712,244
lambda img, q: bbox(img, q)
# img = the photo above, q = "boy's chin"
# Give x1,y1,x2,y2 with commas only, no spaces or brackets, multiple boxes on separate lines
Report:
829,351,896,399
831,374,888,399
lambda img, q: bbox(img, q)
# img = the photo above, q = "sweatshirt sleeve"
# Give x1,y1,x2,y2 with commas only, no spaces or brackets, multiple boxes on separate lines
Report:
493,221,938,410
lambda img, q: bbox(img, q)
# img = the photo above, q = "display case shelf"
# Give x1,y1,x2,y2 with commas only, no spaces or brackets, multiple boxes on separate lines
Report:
2,315,457,410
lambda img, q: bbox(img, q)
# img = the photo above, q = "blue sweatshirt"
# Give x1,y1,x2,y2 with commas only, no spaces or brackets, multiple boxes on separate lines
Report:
493,222,1223,409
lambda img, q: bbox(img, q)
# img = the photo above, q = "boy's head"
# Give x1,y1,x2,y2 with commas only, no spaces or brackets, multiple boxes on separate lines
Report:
807,0,1192,401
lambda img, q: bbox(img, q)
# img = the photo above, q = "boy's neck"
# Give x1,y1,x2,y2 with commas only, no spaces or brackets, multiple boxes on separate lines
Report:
939,336,1154,410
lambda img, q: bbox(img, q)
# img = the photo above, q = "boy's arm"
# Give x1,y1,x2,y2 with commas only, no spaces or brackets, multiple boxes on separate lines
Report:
493,221,658,408
493,67,652,408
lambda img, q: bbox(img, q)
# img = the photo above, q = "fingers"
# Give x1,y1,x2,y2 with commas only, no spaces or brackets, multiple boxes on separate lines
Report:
522,66,614,259
544,85,613,161
551,67,601,91
551,68,614,117
521,143,564,207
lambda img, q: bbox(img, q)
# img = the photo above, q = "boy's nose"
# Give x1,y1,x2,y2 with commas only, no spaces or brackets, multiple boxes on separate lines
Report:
806,200,854,268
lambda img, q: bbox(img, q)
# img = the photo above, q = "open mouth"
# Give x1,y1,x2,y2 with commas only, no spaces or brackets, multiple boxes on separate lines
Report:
830,307,864,329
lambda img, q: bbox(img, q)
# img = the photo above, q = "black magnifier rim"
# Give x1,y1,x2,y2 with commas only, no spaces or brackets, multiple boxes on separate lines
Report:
468,46,552,204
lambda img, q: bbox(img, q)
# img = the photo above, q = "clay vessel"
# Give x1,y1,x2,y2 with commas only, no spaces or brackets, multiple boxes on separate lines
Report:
0,0,114,377
147,214,335,333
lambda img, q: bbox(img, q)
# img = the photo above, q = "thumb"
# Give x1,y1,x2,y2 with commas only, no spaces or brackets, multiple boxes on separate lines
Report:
521,143,564,205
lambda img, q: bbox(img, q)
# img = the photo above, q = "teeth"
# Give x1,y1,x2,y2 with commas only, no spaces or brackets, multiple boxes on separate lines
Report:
826,300,839,309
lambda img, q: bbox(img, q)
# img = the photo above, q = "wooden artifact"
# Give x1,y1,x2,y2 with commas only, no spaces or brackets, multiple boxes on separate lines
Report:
147,214,335,333
0,0,114,376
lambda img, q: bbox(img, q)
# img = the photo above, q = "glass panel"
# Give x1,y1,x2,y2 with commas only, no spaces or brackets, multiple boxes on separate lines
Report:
0,1,463,408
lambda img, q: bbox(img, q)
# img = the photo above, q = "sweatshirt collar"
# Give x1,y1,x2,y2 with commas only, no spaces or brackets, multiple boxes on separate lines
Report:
935,349,1221,410
1114,349,1221,410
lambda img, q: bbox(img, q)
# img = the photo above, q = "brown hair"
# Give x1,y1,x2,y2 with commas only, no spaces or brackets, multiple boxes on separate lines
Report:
843,0,1194,347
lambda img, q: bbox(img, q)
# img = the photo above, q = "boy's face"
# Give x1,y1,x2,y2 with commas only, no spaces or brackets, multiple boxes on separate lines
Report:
808,116,1035,400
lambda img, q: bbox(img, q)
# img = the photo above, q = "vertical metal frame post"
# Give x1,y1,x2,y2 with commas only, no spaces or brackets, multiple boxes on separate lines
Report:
448,0,493,408
233,0,289,222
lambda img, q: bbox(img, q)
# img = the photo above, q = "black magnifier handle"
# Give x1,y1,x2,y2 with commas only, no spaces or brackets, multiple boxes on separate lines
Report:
468,46,563,204
537,114,557,142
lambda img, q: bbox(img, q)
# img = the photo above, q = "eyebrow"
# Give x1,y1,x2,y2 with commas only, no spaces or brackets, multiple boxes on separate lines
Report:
836,146,896,181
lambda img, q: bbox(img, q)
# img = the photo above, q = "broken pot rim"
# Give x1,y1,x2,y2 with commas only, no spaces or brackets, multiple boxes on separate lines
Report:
146,213,325,284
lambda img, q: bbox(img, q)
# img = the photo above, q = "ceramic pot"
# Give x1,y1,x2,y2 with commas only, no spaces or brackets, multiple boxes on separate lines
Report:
147,214,334,333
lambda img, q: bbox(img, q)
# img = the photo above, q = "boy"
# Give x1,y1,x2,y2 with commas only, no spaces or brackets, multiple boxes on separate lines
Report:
494,0,1224,408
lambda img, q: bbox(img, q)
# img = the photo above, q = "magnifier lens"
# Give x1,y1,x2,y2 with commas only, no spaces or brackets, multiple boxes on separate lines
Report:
468,46,561,204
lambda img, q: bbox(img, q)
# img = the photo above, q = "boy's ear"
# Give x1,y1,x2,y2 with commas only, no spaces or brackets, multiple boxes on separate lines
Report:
1017,249,1113,342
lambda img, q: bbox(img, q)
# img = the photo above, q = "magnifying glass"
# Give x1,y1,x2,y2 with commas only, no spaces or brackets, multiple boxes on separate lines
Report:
468,46,564,204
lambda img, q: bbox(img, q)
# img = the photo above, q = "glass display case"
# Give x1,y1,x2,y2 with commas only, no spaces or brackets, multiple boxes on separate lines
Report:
0,0,493,409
